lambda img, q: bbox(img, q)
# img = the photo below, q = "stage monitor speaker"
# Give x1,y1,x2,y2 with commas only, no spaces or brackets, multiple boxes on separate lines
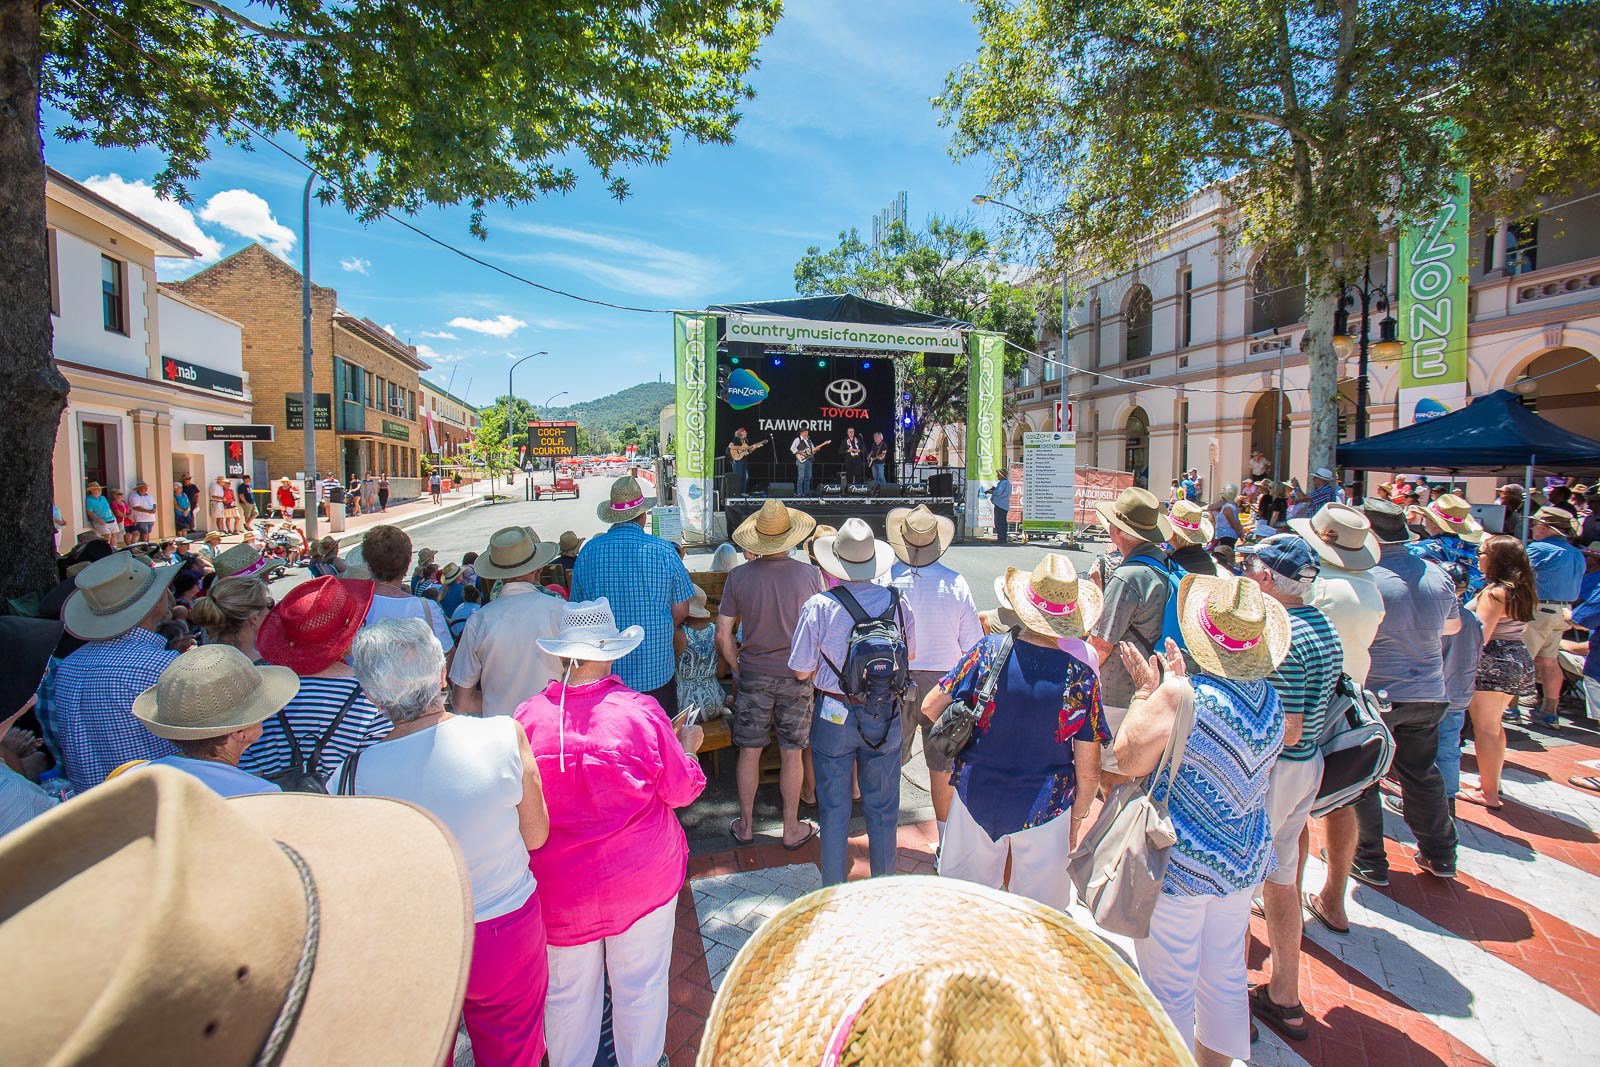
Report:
926,473,956,498
923,352,956,369
847,484,873,496
820,484,845,497
767,482,796,498
878,483,902,495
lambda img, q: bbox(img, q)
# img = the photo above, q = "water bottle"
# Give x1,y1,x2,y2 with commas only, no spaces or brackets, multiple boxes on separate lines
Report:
1375,688,1393,717
36,770,75,803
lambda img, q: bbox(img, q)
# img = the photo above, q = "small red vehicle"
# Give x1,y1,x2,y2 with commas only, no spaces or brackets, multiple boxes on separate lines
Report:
533,476,580,500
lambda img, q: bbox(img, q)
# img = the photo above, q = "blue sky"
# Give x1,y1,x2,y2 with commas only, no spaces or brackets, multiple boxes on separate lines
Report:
43,0,996,409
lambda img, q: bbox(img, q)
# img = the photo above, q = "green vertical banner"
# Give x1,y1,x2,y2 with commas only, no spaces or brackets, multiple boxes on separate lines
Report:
966,331,1005,529
673,313,716,540
1398,172,1470,424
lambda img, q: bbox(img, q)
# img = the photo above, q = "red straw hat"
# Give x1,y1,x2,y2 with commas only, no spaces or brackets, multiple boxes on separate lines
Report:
256,576,374,676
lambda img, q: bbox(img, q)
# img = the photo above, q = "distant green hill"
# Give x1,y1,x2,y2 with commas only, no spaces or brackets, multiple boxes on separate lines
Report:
548,381,673,436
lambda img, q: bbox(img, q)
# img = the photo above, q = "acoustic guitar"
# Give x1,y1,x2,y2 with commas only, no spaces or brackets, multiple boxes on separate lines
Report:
794,439,832,464
727,439,769,461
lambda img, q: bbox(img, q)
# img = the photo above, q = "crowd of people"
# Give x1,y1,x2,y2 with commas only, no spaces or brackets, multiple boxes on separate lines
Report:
8,465,1600,1065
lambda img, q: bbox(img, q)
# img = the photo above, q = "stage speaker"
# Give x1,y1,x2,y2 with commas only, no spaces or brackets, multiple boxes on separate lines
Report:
767,482,796,498
926,473,956,498
820,484,845,497
847,484,873,496
923,352,956,369
878,483,902,495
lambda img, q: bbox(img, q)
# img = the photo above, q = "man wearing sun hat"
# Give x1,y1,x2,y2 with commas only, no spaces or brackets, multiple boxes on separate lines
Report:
451,526,565,717
1524,504,1585,725
572,476,694,715
718,499,826,850
1409,493,1485,602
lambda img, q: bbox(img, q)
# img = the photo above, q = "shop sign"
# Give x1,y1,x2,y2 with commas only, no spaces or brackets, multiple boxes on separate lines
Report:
162,356,245,398
202,425,274,441
285,393,332,430
382,419,410,440
224,441,246,478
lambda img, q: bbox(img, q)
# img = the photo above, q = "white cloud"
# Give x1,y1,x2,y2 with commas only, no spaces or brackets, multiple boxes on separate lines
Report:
448,313,527,337
420,330,458,340
498,221,718,301
81,175,224,263
414,343,464,364
199,189,296,259
382,323,397,336
340,257,370,274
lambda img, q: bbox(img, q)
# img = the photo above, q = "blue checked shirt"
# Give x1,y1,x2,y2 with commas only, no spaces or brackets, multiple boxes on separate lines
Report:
53,628,179,792
570,521,694,692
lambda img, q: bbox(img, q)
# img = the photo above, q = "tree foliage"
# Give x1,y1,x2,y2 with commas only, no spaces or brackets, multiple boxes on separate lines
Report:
940,0,1600,472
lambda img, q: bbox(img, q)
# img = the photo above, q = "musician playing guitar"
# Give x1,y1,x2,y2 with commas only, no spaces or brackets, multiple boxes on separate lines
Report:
790,429,831,496
726,428,767,495
868,431,889,489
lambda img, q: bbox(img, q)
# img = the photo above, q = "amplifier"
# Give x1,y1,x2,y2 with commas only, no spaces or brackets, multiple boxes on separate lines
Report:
904,482,930,497
767,482,796,498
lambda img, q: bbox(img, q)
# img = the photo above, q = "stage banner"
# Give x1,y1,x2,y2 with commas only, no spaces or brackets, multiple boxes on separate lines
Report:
1398,172,1470,424
726,314,964,355
966,331,1005,527
1021,432,1076,533
1074,467,1134,529
674,313,717,540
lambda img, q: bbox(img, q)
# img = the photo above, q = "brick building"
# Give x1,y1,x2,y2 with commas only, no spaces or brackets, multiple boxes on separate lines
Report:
419,378,478,463
167,243,429,500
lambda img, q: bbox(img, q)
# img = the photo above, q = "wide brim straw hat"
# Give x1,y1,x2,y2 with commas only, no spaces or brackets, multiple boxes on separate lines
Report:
597,475,656,524
62,555,183,641
1166,500,1214,548
686,586,711,620
813,517,895,582
1425,493,1485,543
697,876,1191,1067
133,644,300,740
0,618,64,717
1177,573,1291,681
1287,502,1381,572
1094,487,1173,545
438,562,462,585
256,576,375,676
0,767,471,1067
473,525,559,579
536,597,645,662
557,530,584,555
204,531,225,543
1000,554,1103,639
732,499,816,556
885,504,955,567
213,543,272,580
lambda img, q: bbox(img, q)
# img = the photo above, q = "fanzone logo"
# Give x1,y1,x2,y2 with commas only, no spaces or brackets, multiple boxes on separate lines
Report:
727,368,770,410
825,379,866,409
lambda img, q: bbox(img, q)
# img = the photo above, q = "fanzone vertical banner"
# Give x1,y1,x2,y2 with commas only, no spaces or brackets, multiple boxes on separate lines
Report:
966,331,1004,525
1398,173,1470,424
674,313,717,540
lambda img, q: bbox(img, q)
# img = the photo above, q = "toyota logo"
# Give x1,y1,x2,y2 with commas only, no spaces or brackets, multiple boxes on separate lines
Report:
825,378,867,409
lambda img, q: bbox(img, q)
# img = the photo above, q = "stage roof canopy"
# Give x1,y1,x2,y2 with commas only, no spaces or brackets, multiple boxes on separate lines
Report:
706,293,973,330
1336,389,1600,474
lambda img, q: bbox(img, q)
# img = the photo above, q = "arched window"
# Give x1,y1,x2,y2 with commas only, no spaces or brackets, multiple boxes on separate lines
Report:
1125,285,1152,361
1250,251,1305,334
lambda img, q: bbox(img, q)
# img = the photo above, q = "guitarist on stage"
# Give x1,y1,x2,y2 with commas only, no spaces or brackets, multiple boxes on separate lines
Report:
790,429,826,496
726,428,767,496
868,431,889,489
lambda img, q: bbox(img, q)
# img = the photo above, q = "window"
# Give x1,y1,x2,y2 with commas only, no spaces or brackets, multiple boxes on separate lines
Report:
1507,220,1538,274
366,371,376,408
1044,360,1060,383
81,420,112,489
1124,285,1152,362
47,229,60,316
1177,399,1190,474
1180,268,1194,348
1089,297,1102,367
102,255,126,334
1250,251,1306,334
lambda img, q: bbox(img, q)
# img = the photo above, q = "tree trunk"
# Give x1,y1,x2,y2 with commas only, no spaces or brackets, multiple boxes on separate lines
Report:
1304,285,1339,481
0,0,69,599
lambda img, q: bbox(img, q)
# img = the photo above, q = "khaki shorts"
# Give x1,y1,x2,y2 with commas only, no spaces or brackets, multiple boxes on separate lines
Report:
732,671,813,749
1525,603,1569,659
1264,752,1323,886
1099,703,1131,775
901,669,953,773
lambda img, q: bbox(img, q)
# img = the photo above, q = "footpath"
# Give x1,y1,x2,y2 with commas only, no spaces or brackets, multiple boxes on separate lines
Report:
202,483,496,552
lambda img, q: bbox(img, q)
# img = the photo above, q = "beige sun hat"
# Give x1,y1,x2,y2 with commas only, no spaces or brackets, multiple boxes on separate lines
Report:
132,644,300,740
473,526,559,580
1094,487,1173,544
686,586,711,620
1177,573,1291,681
438,562,463,585
597,475,656,524
1166,499,1214,548
885,504,955,567
0,767,472,1067
1000,555,1103,639
62,554,183,641
557,530,584,555
213,542,271,580
1423,493,1485,543
1287,502,1381,572
732,499,817,556
697,876,1191,1067
1533,505,1579,537
813,518,895,582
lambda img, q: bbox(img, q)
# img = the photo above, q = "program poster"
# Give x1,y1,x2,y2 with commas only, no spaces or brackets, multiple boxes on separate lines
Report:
1021,431,1076,533
1398,173,1470,424
673,313,717,541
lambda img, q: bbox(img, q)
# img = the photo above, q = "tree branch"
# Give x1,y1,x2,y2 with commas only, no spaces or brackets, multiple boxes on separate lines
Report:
184,0,320,42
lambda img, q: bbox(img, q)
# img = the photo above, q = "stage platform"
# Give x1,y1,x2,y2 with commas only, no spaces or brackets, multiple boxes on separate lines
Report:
724,495,959,540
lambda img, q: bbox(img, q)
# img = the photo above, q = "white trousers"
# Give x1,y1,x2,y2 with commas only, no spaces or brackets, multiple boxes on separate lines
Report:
544,896,676,1067
1134,886,1255,1062
937,791,1075,912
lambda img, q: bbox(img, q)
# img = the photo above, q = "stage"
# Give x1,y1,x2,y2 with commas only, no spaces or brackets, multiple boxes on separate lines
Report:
724,495,959,540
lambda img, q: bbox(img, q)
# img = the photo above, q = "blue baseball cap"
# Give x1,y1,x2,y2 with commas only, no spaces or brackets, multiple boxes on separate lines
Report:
1244,533,1321,583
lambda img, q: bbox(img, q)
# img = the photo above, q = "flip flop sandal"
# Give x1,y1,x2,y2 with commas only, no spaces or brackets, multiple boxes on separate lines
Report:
728,817,755,847
1249,985,1309,1041
782,820,819,851
1303,892,1350,935
1569,775,1600,794
1458,788,1504,811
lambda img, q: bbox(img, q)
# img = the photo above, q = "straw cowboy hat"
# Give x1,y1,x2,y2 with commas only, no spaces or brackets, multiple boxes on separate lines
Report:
0,767,472,1067
473,525,559,580
1095,487,1173,544
1166,499,1214,548
85,481,103,491
1000,555,1103,640
813,518,894,582
1177,573,1291,681
256,576,375,676
697,876,1190,1067
597,474,656,524
686,586,711,620
204,530,225,544
133,644,300,740
1423,493,1485,543
213,543,272,580
536,597,644,662
732,499,816,556
1533,505,1579,537
1361,498,1415,544
438,562,463,584
558,530,585,555
1288,502,1381,572
416,547,437,567
885,504,955,567
62,554,183,641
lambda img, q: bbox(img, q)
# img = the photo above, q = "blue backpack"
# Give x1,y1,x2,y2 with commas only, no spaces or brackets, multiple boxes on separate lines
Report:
820,586,911,749
1116,554,1189,656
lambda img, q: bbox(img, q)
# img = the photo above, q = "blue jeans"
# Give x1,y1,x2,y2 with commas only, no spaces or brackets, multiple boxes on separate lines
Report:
1435,708,1465,798
870,462,885,488
797,461,813,496
810,694,902,886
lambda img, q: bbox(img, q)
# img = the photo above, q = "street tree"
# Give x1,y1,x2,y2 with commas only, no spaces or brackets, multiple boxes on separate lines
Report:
940,0,1600,475
0,0,781,595
794,218,1059,461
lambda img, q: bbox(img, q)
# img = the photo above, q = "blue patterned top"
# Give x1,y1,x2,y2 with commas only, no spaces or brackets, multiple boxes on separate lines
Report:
571,521,694,692
1152,675,1283,897
939,635,1107,839
1410,534,1483,602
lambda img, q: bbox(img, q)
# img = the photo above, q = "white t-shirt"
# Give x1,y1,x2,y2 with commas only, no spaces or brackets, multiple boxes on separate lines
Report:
448,583,564,716
144,755,283,797
128,491,157,521
330,715,535,922
364,592,453,649
888,561,982,673
1307,567,1387,688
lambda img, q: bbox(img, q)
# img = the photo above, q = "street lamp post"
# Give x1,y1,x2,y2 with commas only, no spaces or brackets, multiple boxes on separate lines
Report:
301,171,318,540
1331,263,1403,499
505,351,547,498
543,390,568,483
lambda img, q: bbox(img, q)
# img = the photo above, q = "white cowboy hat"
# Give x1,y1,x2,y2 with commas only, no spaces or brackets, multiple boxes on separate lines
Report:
536,597,645,662
1287,503,1381,572
133,644,299,741
885,504,955,567
596,475,656,524
62,554,183,641
732,499,817,556
1000,555,1103,639
813,517,894,582
473,526,559,580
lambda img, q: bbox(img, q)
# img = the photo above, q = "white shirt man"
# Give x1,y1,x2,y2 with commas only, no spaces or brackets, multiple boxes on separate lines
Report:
127,485,157,530
449,530,565,716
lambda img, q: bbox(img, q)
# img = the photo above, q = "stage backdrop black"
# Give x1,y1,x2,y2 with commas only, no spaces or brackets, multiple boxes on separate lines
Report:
716,345,896,486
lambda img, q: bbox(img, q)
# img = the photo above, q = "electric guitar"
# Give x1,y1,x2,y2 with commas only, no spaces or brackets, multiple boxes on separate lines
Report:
794,439,832,464
727,439,769,461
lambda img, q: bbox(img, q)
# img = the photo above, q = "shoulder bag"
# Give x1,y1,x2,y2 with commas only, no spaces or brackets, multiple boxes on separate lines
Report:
1312,673,1396,818
265,686,361,794
1067,680,1196,939
923,630,1015,765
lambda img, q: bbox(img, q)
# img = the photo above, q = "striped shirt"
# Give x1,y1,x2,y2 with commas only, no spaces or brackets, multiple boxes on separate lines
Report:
570,521,694,692
1266,605,1344,761
239,675,391,782
53,628,180,792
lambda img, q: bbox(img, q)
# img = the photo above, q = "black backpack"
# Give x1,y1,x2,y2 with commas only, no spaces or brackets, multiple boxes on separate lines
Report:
820,586,911,749
264,687,360,794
